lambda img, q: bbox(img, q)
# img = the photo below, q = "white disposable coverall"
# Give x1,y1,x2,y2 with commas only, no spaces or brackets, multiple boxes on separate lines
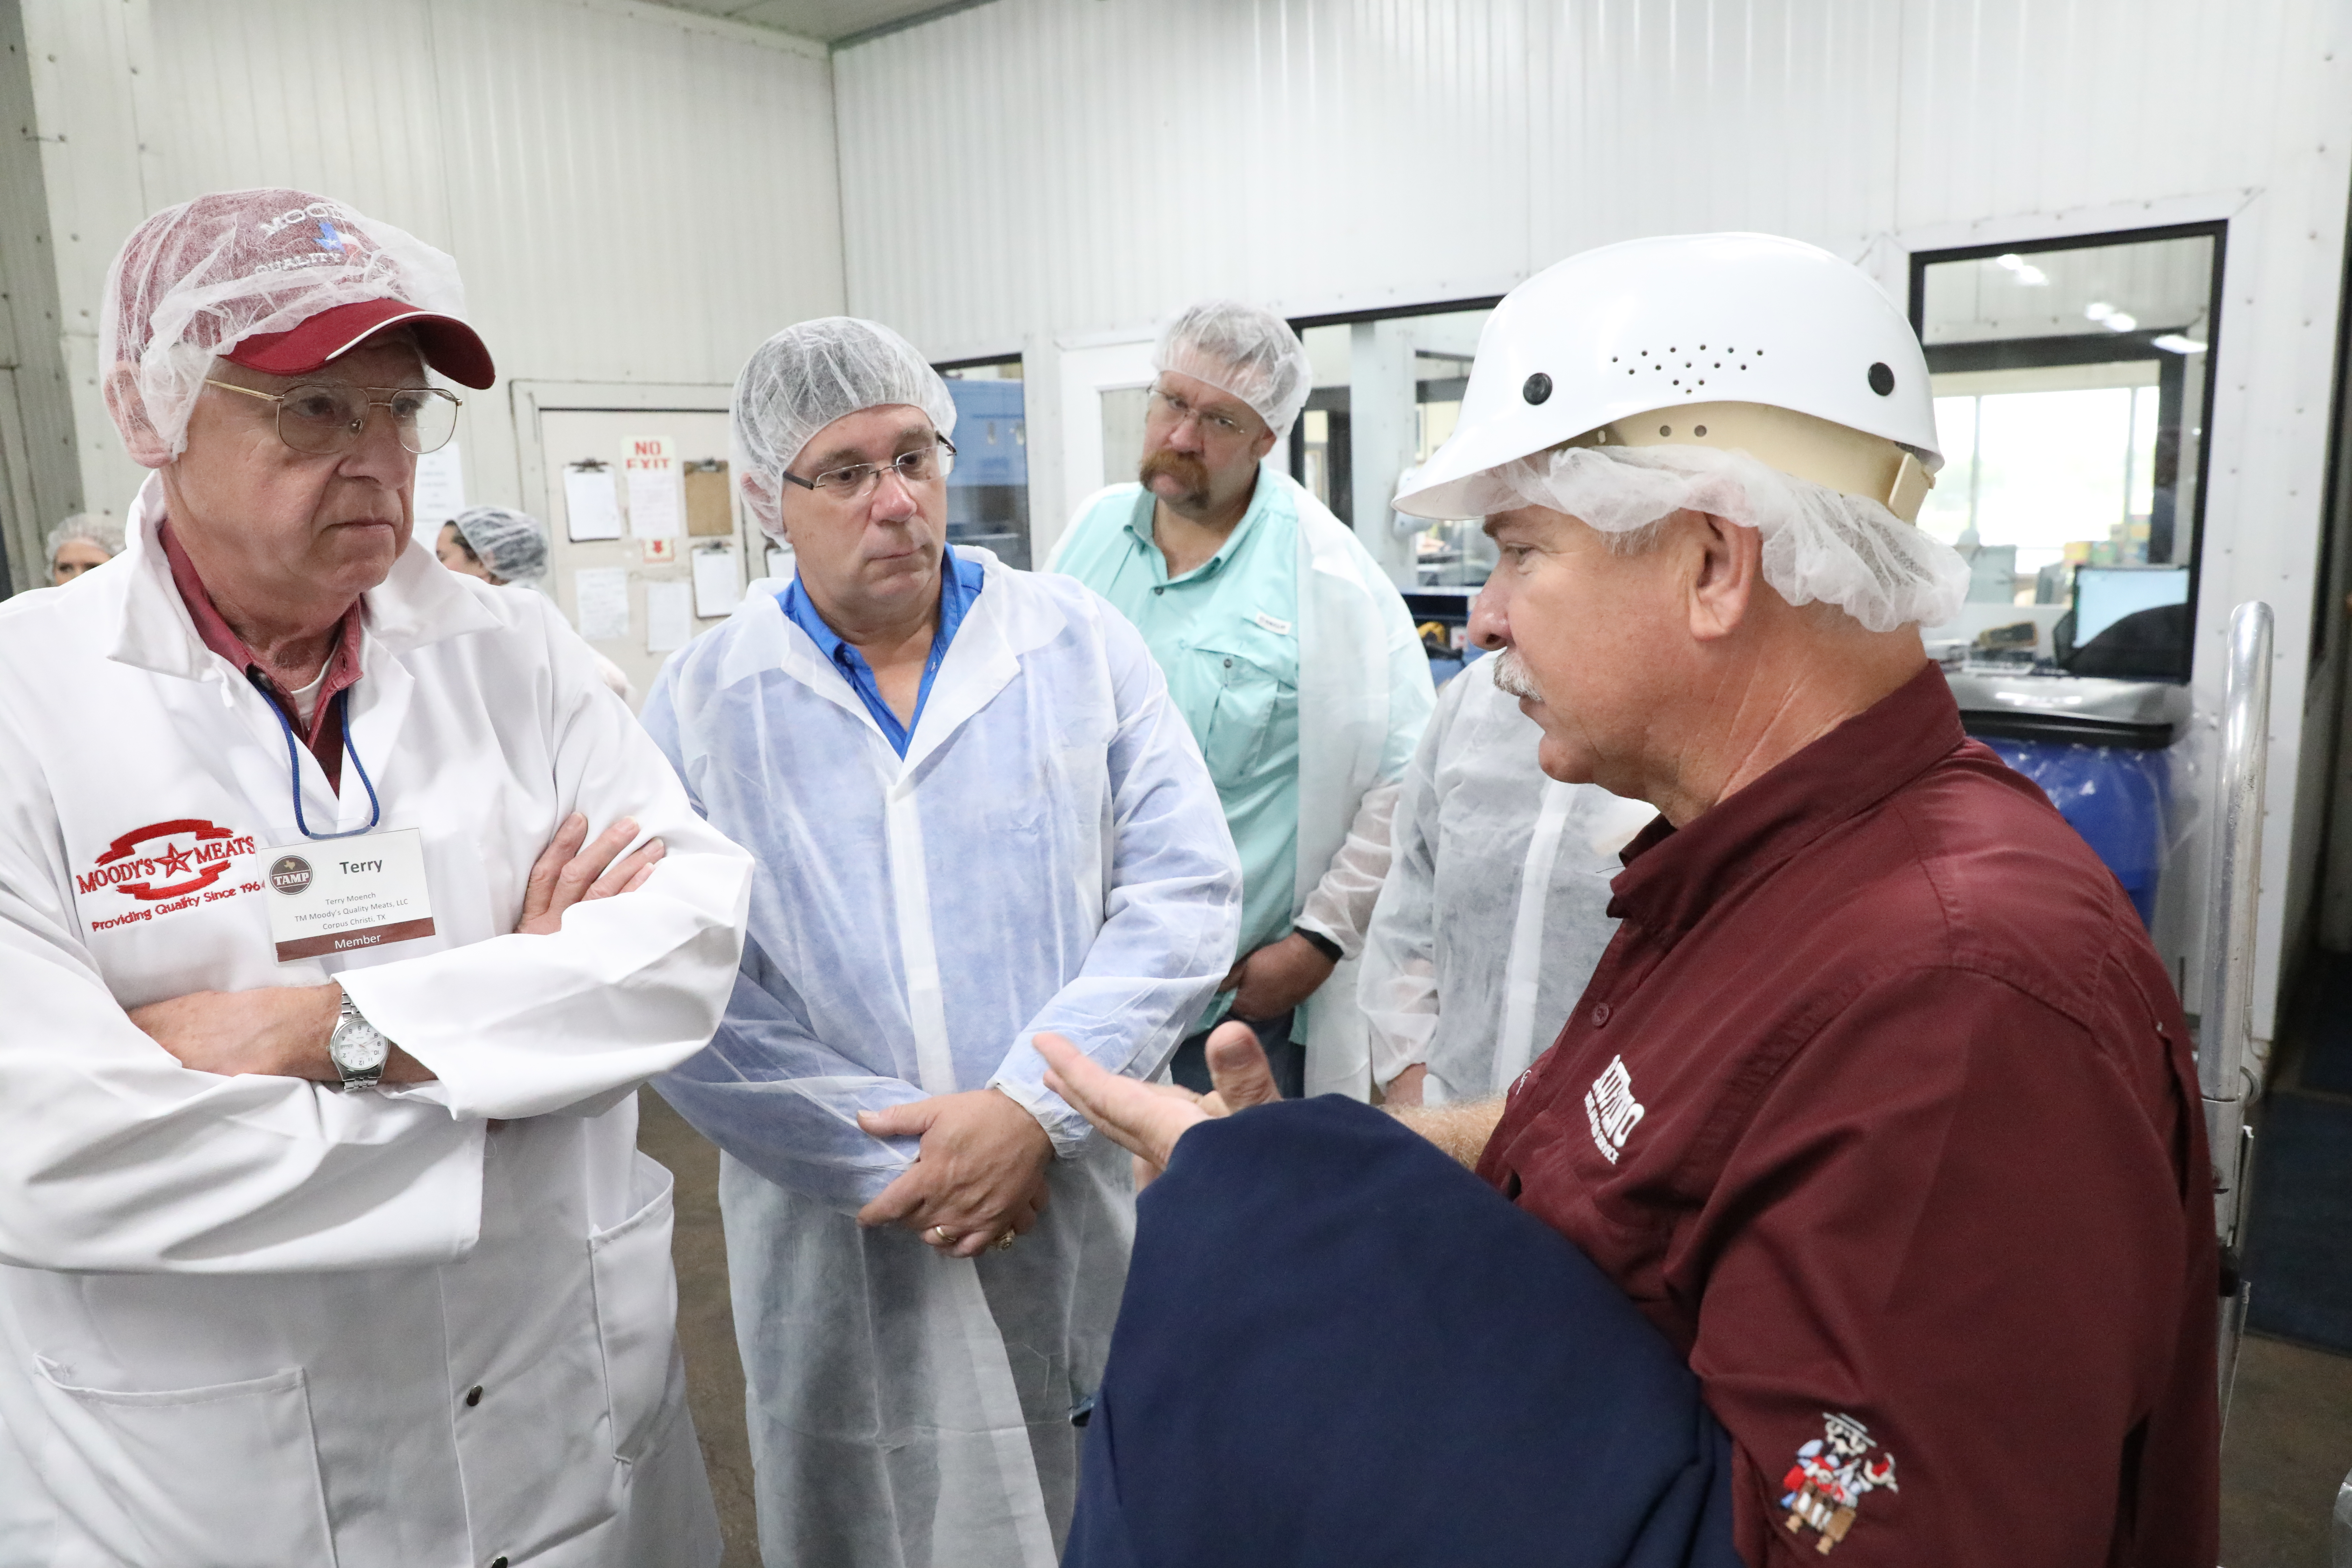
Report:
0,477,752,1568
641,551,1241,1568
1051,469,1434,1099
1359,658,1658,1103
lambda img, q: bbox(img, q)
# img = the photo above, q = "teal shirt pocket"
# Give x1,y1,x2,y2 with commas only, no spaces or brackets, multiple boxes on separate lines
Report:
1186,626,1298,792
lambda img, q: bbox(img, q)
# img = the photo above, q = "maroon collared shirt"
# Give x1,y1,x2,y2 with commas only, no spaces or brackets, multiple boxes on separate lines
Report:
160,521,365,791
1478,663,2217,1567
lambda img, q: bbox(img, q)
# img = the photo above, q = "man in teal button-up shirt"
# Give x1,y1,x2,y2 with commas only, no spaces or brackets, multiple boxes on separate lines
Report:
1054,301,1433,1099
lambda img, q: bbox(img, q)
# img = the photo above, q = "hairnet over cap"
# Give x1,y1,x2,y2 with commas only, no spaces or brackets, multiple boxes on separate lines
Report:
451,505,550,585
99,188,492,461
730,317,956,504
1153,301,1312,443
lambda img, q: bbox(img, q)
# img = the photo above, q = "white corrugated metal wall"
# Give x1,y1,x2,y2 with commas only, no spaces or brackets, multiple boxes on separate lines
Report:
14,0,844,524
834,0,2352,1043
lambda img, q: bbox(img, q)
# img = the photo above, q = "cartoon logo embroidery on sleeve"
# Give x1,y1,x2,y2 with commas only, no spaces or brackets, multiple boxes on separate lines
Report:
1781,1413,1898,1555
1582,1055,1644,1163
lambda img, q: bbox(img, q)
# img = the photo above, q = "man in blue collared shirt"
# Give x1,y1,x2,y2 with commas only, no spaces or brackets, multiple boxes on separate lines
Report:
645,317,1240,1567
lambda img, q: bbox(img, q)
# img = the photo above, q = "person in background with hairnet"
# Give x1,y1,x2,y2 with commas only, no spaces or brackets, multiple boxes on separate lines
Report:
437,504,635,703
1038,234,2217,1567
0,188,753,1567
642,316,1240,1567
43,514,125,587
1360,570,1657,1109
1052,301,1432,1101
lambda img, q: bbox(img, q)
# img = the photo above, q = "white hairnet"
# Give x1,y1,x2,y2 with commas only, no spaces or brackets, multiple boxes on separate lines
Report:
451,505,549,584
1153,300,1312,444
100,188,474,460
44,514,125,567
1468,443,1968,633
730,317,957,533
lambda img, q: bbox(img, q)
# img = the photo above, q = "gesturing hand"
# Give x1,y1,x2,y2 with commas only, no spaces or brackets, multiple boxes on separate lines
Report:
515,812,665,935
1037,1022,1281,1186
856,1088,1055,1259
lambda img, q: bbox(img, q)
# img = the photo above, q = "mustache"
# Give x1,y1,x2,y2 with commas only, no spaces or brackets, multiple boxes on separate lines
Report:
1490,649,1543,702
1139,448,1211,505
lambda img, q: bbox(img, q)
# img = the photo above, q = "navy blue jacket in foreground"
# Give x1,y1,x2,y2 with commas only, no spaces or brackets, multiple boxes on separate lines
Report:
1063,1095,1742,1568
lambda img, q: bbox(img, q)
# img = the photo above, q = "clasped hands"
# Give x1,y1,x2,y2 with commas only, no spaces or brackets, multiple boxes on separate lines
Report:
129,812,664,1084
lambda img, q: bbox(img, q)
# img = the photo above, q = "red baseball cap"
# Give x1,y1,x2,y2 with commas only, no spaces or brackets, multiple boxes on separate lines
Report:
224,296,496,388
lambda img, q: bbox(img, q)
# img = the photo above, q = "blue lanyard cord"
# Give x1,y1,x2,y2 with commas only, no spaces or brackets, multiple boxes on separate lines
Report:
259,677,381,840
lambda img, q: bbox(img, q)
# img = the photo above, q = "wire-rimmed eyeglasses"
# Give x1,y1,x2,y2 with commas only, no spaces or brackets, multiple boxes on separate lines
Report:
1147,385,1256,441
202,378,462,456
782,436,958,499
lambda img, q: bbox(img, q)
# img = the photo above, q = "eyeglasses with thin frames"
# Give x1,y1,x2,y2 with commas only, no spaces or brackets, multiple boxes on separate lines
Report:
203,378,462,456
1147,385,1256,441
782,436,958,499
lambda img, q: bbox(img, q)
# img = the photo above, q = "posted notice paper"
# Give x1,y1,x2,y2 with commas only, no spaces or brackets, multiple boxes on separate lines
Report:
624,436,682,539
575,566,631,642
412,443,466,541
645,580,694,653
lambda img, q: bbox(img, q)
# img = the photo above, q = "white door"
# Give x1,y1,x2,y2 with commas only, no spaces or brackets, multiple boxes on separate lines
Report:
1046,340,1157,561
534,406,748,708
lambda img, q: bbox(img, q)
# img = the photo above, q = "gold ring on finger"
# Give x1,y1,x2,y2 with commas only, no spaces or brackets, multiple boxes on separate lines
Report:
932,1225,957,1244
995,1232,1016,1251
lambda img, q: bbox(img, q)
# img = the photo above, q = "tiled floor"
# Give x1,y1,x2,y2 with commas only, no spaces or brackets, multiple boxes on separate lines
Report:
643,1084,2352,1567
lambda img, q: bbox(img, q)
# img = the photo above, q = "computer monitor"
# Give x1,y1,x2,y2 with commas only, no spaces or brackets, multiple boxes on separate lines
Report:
2072,565,2191,648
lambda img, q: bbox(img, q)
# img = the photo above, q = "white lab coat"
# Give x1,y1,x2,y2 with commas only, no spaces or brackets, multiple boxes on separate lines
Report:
1051,468,1434,1099
1359,658,1658,1102
641,551,1241,1568
0,478,752,1568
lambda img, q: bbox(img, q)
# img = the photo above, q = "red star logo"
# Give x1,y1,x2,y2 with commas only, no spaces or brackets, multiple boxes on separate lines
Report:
156,842,196,877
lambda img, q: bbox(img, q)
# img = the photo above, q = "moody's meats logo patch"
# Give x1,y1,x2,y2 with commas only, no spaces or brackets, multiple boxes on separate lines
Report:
1582,1055,1644,1163
77,819,261,930
1782,1412,1898,1554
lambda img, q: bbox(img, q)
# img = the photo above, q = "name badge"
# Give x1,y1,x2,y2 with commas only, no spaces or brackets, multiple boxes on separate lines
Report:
264,827,436,963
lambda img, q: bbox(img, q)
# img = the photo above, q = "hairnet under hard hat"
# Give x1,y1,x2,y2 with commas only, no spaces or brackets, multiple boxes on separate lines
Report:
451,505,550,584
1468,443,1968,634
730,317,957,533
1152,300,1312,444
99,188,491,462
45,514,125,567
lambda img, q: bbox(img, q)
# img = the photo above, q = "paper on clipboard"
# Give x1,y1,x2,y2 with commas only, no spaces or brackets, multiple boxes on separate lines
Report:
564,463,623,541
692,548,741,618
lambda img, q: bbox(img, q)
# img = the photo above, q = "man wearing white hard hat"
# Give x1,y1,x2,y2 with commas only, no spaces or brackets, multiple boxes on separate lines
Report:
1038,234,2217,1566
643,317,1239,1567
0,189,753,1566
1053,300,1433,1101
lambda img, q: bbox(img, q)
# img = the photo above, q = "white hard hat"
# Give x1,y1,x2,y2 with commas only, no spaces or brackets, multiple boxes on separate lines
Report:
1395,233,1940,523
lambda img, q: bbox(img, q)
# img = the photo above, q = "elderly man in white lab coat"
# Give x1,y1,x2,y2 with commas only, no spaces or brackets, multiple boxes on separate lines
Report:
0,189,751,1568
644,317,1241,1568
1359,579,1657,1108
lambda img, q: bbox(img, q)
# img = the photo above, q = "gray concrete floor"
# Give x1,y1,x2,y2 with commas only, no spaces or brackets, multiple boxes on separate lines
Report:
638,1089,761,1567
642,1085,2352,1567
2221,1332,2352,1565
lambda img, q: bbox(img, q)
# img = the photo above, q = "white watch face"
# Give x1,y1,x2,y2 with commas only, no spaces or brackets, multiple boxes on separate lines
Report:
332,1020,390,1075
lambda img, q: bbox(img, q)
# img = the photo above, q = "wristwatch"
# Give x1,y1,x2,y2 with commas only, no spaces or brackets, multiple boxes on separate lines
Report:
1293,926,1344,964
327,992,392,1091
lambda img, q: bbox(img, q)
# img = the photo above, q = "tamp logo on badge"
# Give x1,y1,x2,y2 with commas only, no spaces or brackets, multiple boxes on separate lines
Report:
270,855,315,895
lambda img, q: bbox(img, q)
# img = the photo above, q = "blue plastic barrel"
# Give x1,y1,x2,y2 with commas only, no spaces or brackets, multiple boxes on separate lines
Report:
1983,737,2170,928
